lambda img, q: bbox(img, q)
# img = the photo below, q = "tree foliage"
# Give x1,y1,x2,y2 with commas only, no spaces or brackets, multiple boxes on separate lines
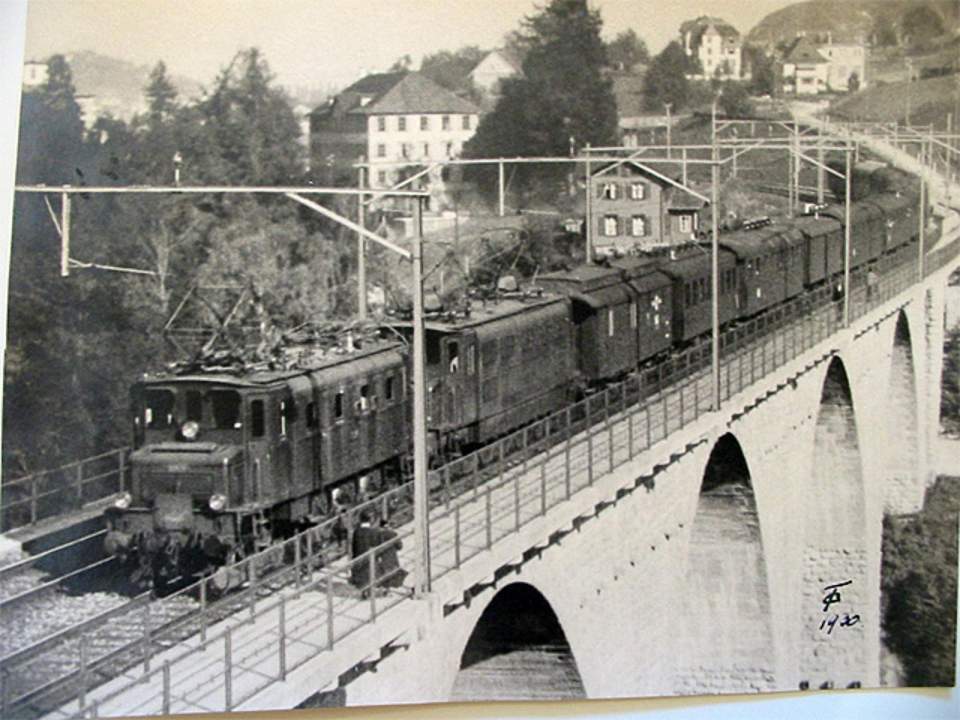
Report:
941,324,960,434
463,0,618,198
717,82,754,117
643,41,691,111
3,48,340,480
744,45,776,96
605,29,649,71
881,478,958,686
419,46,486,99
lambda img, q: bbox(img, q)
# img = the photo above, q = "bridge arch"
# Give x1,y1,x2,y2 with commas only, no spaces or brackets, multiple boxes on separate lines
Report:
800,355,868,689
450,582,585,701
884,310,921,513
676,432,775,694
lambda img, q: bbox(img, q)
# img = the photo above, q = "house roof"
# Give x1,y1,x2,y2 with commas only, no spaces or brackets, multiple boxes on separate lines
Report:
368,72,479,114
311,72,479,118
681,16,740,43
471,47,524,76
783,37,828,65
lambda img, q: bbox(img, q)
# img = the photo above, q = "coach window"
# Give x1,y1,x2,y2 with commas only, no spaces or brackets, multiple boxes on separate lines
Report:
608,308,615,337
279,400,288,437
333,391,344,422
630,301,638,329
357,384,372,412
144,389,175,429
251,400,265,438
385,376,395,403
448,341,460,373
210,390,242,429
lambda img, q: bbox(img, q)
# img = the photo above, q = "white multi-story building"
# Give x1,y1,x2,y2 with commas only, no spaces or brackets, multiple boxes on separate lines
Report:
680,16,744,80
310,72,480,192
782,36,867,95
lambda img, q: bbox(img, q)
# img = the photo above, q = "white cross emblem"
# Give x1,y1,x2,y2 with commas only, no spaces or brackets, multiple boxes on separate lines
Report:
651,294,663,311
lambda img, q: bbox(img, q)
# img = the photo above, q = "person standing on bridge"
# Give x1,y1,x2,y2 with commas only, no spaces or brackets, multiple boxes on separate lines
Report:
350,511,380,597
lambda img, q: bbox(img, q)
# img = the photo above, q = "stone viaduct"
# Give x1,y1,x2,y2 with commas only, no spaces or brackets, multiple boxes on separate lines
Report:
243,267,950,710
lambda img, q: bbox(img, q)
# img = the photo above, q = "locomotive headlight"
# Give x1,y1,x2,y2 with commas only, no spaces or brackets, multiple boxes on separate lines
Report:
208,493,227,512
114,492,132,510
181,420,200,441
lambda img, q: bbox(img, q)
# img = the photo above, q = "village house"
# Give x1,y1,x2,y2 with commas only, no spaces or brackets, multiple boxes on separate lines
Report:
591,162,706,255
309,71,480,190
467,48,523,100
781,35,867,95
680,16,744,81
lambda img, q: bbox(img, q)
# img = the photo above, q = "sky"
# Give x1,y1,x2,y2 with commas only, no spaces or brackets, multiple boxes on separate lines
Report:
23,0,796,92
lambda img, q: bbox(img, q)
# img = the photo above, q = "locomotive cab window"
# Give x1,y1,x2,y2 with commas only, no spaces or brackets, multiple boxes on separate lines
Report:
186,390,203,422
144,389,175,429
210,390,242,429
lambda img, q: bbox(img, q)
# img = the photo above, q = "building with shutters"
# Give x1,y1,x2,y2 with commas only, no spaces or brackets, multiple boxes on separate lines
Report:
309,71,480,189
680,16,744,80
591,162,706,256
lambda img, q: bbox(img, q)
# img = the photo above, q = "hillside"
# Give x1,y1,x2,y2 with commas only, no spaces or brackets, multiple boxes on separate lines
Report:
746,0,959,49
64,50,204,121
828,74,957,128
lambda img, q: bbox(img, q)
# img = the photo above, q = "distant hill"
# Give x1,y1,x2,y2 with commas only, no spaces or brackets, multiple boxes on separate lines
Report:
746,0,959,49
63,50,204,122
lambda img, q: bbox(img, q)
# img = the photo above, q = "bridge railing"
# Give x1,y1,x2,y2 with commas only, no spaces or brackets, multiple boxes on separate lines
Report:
0,447,130,532
42,235,959,719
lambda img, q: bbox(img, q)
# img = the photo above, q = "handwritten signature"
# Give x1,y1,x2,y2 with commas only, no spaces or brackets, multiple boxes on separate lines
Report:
819,580,861,634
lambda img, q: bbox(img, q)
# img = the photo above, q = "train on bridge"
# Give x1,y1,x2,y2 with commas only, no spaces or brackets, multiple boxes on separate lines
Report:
103,169,922,588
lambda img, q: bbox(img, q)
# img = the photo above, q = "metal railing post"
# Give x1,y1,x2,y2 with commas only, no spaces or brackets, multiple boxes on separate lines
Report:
454,504,461,568
162,661,171,715
485,485,493,549
540,456,547,516
514,469,521,532
564,407,572,499
118,451,126,494
326,571,335,651
279,596,287,680
76,463,84,506
142,603,152,673
224,629,233,711
369,552,377,620
200,577,208,641
78,631,88,710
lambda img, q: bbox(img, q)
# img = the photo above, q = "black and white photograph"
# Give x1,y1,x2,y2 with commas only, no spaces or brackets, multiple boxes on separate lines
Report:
0,1,958,719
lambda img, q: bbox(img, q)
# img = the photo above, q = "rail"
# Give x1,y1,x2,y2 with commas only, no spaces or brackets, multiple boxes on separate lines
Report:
9,232,953,719
1,448,129,532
